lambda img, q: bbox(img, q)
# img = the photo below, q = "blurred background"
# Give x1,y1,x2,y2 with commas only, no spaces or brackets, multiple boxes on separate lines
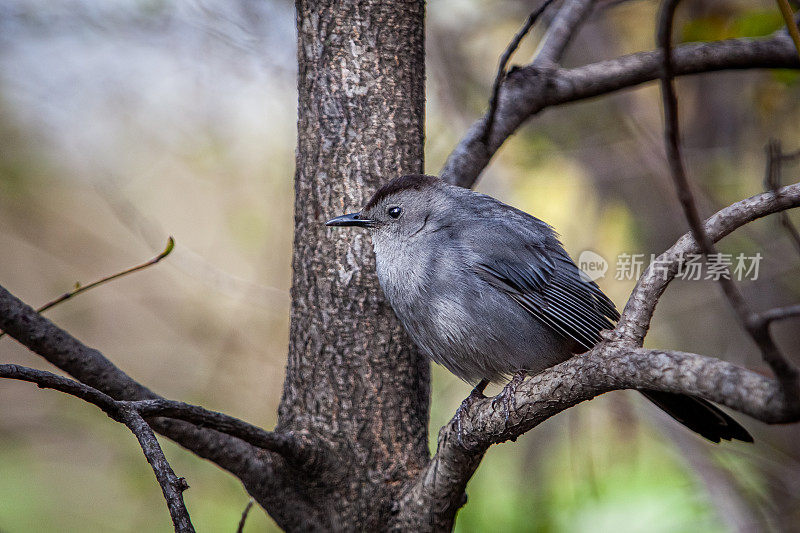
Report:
1,0,799,531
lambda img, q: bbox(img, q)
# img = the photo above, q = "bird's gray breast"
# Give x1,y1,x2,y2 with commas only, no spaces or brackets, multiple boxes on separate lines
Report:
373,233,473,357
371,228,573,384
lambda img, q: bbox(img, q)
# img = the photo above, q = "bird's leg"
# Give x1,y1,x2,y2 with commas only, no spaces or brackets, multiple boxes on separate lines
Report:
492,370,527,427
455,379,489,448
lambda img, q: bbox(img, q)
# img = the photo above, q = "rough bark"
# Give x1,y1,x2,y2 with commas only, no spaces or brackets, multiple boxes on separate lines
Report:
254,1,430,530
3,2,800,531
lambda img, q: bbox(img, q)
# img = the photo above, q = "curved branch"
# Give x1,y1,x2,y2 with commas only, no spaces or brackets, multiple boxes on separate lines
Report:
442,33,800,188
532,0,594,67
483,0,557,144
121,409,195,533
0,237,174,340
0,364,195,533
128,399,329,471
0,284,326,476
656,0,799,404
615,181,800,344
754,304,800,325
765,140,800,255
394,344,800,530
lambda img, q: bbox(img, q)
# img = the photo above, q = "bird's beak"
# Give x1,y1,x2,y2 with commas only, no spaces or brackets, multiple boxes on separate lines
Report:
325,212,373,228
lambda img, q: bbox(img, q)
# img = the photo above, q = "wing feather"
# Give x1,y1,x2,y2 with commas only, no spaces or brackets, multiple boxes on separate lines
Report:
471,219,619,353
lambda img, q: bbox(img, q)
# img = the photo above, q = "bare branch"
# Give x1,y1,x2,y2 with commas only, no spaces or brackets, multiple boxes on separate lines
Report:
120,409,195,533
0,364,194,533
775,0,800,58
441,33,800,188
395,343,800,530
483,0,557,145
657,0,717,256
765,140,800,256
128,399,329,471
615,182,800,343
37,236,175,315
656,0,800,402
754,304,800,326
0,283,325,475
532,0,595,67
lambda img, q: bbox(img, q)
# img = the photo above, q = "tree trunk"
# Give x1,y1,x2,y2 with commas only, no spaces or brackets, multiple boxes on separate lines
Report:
253,1,429,529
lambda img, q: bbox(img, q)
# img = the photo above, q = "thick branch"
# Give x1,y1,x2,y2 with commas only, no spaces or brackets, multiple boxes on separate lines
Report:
442,33,800,188
394,344,800,530
0,284,322,476
396,181,800,529
0,364,194,533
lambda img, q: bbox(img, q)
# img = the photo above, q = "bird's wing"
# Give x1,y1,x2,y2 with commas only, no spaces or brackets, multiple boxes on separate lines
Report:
470,219,619,352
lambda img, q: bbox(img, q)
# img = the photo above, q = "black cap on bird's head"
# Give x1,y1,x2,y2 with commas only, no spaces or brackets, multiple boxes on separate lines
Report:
325,174,440,229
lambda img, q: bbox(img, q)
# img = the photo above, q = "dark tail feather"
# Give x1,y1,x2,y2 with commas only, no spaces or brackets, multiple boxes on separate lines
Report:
640,390,753,443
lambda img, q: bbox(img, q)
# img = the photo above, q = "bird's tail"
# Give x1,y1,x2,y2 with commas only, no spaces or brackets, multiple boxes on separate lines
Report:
640,390,753,443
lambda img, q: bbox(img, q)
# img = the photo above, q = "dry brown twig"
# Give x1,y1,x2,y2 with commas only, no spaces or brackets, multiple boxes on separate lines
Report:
236,499,256,533
482,0,557,144
0,237,174,339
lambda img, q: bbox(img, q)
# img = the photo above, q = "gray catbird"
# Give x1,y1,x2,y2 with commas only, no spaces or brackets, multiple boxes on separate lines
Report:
327,174,751,443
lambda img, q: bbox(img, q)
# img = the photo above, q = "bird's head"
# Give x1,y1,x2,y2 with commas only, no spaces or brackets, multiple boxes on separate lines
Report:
326,174,445,239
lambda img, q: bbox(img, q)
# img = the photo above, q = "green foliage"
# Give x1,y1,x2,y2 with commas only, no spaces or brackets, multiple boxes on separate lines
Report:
681,10,783,42
451,412,727,533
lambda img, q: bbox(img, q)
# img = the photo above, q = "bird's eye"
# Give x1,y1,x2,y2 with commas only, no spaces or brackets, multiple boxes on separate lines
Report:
387,206,402,219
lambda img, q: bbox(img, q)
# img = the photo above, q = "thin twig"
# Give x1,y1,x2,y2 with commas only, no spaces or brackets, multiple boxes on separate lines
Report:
482,0,557,145
765,139,800,255
0,237,174,339
0,364,194,533
775,0,800,60
236,499,255,533
754,304,800,326
120,408,195,533
37,236,175,314
657,0,800,401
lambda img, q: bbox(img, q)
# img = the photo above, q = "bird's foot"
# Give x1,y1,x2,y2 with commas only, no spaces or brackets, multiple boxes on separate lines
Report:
455,379,489,448
492,370,527,427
